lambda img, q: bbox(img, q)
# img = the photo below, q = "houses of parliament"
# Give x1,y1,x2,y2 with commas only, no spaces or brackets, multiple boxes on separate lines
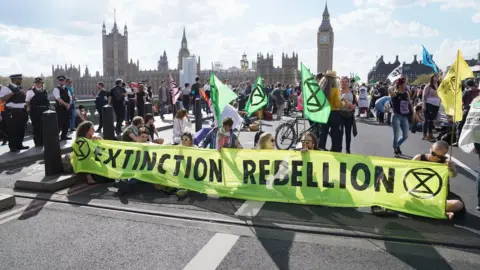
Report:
52,3,335,97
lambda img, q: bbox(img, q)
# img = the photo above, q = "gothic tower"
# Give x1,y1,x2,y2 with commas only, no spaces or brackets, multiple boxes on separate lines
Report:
102,9,128,77
158,50,169,73
178,27,191,70
317,2,334,74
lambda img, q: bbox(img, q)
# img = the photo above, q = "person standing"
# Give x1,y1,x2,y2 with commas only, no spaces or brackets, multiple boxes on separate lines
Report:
136,83,147,118
0,74,29,152
66,78,76,131
53,76,72,140
109,78,126,135
339,76,357,154
94,81,108,133
390,77,412,157
125,81,135,125
203,80,211,115
317,71,348,152
271,82,285,121
158,80,168,120
0,98,6,145
182,83,191,112
422,74,441,141
191,77,201,113
26,77,50,147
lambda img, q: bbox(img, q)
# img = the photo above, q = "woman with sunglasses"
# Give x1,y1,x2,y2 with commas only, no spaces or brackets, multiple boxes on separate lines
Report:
257,132,275,150
412,141,465,220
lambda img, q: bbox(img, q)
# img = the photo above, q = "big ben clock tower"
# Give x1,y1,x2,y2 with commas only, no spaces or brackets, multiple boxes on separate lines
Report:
317,2,334,74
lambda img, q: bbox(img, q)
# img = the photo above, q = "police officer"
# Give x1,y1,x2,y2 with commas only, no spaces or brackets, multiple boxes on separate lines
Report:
53,75,72,140
109,78,126,135
26,77,50,147
0,74,29,152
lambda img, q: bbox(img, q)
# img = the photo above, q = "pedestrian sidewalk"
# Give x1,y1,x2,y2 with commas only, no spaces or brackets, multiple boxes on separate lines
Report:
0,112,212,168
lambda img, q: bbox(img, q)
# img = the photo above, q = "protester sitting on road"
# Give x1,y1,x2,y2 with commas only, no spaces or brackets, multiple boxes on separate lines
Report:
374,96,391,124
75,121,110,185
117,128,150,194
411,105,424,132
144,113,164,144
75,105,87,128
300,132,318,153
199,117,242,150
173,109,191,145
412,141,465,220
154,132,193,198
257,132,275,150
121,116,145,142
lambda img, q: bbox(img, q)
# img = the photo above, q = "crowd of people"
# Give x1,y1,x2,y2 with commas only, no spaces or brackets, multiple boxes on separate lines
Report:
1,69,478,220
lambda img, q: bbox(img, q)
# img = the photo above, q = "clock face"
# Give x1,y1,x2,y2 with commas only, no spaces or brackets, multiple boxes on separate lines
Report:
320,35,329,44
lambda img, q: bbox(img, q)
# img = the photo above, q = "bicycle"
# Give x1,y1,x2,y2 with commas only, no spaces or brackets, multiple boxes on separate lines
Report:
274,113,316,150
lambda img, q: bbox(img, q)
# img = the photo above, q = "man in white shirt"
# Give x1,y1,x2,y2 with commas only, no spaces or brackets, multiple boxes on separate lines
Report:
26,77,50,147
182,83,191,112
0,74,29,152
52,75,72,140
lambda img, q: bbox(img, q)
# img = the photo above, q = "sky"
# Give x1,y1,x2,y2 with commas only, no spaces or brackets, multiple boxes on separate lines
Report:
0,0,479,82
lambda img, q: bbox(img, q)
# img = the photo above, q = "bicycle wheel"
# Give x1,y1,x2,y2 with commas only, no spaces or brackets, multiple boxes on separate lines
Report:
275,122,296,150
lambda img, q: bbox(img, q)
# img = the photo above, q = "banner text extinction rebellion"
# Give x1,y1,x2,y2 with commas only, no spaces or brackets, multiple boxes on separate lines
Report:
93,146,395,192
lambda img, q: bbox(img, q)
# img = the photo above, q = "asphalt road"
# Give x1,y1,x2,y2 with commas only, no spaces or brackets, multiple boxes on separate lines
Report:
0,115,480,269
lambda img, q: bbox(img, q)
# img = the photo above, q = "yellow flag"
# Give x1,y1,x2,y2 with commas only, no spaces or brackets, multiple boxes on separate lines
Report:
437,50,474,122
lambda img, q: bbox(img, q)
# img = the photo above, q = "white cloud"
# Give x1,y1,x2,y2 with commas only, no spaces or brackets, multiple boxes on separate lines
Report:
332,8,439,37
0,0,478,86
355,0,480,23
434,38,480,69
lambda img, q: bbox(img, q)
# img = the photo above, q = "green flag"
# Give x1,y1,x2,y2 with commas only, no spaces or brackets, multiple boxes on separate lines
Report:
210,72,237,121
301,63,331,123
244,75,267,116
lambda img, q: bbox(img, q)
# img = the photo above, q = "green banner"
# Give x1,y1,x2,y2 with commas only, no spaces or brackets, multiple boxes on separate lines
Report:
72,138,450,219
301,63,331,123
244,75,267,116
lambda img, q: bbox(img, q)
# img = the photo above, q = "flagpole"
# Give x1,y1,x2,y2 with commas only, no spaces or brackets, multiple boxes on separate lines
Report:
449,50,460,161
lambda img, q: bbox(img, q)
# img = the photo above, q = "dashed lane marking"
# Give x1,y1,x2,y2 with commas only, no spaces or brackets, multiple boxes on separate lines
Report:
183,233,240,270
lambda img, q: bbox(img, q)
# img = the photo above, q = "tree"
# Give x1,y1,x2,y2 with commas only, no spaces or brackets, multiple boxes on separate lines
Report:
412,73,433,86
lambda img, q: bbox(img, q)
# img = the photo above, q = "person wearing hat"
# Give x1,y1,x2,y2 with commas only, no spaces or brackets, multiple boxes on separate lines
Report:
109,78,126,135
317,70,354,152
53,75,72,140
0,74,29,152
26,77,50,147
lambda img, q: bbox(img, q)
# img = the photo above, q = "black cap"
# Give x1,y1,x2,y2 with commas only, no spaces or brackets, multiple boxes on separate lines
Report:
57,75,66,80
9,74,22,79
34,77,44,83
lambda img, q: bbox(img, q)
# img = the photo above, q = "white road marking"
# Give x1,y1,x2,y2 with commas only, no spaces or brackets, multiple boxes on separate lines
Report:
447,155,478,178
234,200,265,217
0,184,97,225
183,233,239,270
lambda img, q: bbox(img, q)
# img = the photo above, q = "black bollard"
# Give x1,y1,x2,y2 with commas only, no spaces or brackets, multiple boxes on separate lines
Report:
144,102,153,115
195,98,202,132
43,110,63,176
102,105,115,140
